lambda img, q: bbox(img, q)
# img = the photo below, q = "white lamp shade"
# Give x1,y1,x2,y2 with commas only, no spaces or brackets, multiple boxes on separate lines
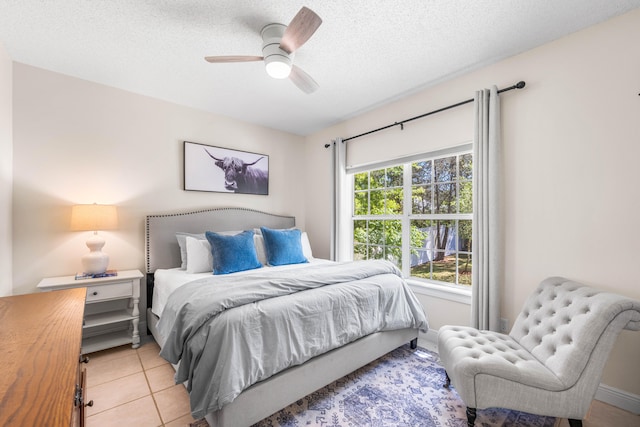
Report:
71,204,118,231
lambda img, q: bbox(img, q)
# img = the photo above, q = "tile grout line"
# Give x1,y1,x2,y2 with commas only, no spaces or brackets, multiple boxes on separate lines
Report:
137,346,167,426
86,352,142,388
137,343,195,426
86,395,153,421
85,348,150,421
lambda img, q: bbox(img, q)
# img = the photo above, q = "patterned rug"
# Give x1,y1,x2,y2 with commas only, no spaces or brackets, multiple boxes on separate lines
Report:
191,345,556,427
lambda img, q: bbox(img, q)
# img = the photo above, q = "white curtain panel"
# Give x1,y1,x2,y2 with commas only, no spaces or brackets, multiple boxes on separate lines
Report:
471,86,502,331
331,138,349,261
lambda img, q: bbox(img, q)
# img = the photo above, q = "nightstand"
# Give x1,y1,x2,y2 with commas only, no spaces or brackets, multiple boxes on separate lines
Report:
38,269,143,354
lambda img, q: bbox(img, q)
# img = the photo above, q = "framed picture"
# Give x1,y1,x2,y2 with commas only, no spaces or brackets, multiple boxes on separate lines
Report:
183,141,269,195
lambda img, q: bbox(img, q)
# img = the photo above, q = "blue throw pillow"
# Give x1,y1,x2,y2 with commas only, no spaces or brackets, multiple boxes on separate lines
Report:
260,227,308,266
205,230,262,275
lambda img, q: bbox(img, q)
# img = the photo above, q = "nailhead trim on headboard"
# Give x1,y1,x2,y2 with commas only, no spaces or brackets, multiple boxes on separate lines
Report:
144,207,296,310
145,207,296,274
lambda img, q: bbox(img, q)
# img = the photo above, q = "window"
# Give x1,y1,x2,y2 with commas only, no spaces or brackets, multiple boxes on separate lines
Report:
352,149,472,287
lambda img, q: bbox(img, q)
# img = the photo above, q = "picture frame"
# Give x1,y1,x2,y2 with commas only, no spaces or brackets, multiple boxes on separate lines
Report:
183,141,269,195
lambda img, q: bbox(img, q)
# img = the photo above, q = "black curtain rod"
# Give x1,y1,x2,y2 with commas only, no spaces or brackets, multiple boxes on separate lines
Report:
325,81,525,147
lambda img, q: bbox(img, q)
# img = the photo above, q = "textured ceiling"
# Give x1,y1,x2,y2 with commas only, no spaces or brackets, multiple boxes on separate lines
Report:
1,1,639,135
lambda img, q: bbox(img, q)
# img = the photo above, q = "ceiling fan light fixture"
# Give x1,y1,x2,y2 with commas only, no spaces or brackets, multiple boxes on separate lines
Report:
264,55,292,79
203,8,322,92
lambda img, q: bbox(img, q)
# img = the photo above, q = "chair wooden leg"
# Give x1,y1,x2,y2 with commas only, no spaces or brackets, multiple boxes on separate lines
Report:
568,419,583,427
443,371,451,388
466,407,477,427
410,338,417,349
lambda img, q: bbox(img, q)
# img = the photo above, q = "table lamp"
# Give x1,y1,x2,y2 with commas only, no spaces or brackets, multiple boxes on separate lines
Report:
70,203,118,274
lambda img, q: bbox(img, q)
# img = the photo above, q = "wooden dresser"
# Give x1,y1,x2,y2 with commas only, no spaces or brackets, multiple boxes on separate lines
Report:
0,287,88,427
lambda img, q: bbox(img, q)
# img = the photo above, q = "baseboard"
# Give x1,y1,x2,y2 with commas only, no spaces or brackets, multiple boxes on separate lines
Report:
595,383,640,415
417,328,439,352
425,328,439,344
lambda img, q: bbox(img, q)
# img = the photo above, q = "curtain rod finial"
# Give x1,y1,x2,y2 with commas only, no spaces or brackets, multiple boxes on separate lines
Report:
516,81,526,89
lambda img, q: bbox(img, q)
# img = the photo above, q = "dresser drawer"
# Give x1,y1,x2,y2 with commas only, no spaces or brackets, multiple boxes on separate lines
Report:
86,281,133,302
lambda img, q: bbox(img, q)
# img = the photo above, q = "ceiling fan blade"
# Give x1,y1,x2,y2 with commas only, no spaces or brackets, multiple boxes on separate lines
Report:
204,55,263,63
289,65,318,94
280,7,322,54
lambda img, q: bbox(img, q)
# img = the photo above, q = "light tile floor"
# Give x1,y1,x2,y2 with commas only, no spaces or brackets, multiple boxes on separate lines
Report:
554,400,640,427
85,339,197,427
86,339,639,427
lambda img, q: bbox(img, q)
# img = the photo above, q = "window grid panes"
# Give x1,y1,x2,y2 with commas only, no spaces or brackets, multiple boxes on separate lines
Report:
353,167,404,265
353,151,472,287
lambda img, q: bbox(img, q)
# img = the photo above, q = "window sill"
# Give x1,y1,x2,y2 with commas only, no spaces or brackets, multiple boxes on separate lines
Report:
406,279,471,305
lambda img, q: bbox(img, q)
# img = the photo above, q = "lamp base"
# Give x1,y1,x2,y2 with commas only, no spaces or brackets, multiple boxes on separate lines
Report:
82,233,110,275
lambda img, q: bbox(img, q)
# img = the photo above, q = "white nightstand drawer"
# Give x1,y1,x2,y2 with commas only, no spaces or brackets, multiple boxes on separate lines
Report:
86,281,133,302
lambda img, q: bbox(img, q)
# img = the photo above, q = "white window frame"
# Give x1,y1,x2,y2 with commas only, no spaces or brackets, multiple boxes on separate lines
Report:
348,143,473,303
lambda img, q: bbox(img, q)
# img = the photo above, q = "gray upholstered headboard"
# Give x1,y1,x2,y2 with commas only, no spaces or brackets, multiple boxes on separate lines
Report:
145,207,296,274
145,207,295,310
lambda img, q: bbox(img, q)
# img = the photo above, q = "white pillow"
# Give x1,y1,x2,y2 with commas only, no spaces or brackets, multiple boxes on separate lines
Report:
185,236,213,274
301,232,313,259
177,230,245,270
254,234,268,265
176,232,205,269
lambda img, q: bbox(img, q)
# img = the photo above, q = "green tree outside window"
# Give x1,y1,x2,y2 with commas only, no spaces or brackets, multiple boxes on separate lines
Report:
352,151,472,286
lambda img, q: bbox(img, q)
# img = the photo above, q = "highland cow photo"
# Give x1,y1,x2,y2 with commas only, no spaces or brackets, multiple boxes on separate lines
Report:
184,141,269,195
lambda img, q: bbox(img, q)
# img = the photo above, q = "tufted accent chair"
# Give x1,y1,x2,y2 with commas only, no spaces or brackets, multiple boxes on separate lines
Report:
437,277,640,427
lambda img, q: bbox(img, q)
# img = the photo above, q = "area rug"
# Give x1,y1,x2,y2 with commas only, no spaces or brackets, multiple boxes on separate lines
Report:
191,345,556,427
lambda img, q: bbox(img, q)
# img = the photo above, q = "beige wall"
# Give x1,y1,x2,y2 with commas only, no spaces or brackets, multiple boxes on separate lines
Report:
12,64,306,302
6,6,640,402
305,9,640,395
0,42,12,297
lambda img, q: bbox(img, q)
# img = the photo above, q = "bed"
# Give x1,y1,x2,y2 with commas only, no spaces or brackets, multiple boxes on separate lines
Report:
145,207,428,426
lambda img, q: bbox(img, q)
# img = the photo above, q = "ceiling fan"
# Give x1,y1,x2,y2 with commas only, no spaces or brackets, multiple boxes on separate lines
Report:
204,6,322,94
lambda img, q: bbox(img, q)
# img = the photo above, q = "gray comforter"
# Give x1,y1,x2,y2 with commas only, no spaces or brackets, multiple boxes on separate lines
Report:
157,260,428,419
